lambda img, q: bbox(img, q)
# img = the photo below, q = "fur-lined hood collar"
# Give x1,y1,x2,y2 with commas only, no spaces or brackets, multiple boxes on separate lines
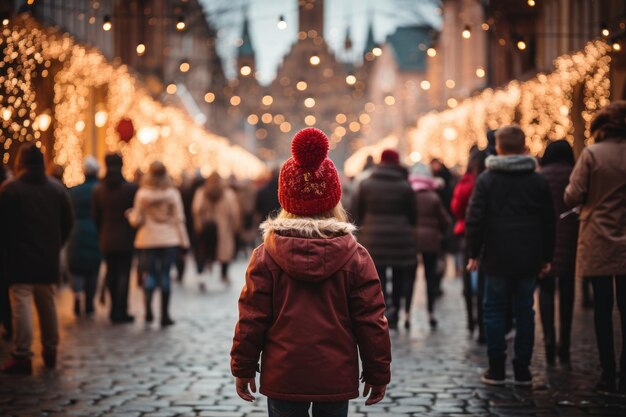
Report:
261,217,358,282
486,155,537,172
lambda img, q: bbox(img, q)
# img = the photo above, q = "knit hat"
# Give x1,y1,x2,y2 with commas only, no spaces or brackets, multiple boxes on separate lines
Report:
278,128,341,216
83,156,100,177
380,149,400,165
16,143,44,170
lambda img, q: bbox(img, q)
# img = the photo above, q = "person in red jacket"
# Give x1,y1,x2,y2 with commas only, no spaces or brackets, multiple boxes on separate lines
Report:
230,128,391,417
451,149,487,342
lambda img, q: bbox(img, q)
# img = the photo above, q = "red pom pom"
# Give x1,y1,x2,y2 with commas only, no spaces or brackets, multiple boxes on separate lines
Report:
291,128,329,168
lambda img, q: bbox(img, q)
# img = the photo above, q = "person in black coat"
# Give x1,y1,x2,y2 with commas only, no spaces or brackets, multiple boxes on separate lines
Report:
0,144,73,374
0,163,11,341
254,167,280,222
92,154,138,324
538,140,578,365
354,149,417,330
466,126,555,386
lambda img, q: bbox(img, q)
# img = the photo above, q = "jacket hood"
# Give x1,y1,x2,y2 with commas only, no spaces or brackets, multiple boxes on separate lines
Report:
486,155,537,172
409,174,439,192
261,217,358,282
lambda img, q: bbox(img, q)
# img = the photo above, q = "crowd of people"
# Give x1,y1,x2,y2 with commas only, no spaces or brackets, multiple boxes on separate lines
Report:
0,102,625,412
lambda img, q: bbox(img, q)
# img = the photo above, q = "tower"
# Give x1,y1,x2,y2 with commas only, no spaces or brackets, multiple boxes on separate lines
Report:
237,15,255,76
299,0,324,37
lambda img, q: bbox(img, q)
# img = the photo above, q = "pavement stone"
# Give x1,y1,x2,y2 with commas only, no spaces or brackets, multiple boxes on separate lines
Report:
0,258,625,416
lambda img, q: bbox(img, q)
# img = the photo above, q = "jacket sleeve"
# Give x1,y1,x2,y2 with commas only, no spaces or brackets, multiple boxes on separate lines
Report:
350,248,391,386
436,198,452,232
450,177,470,219
126,190,144,228
465,175,488,259
540,179,556,264
60,188,74,245
564,148,591,208
92,187,103,232
230,248,273,378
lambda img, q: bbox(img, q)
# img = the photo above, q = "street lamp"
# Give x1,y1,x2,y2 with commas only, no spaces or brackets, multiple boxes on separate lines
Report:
462,25,471,39
102,15,112,31
176,16,186,31
277,15,287,30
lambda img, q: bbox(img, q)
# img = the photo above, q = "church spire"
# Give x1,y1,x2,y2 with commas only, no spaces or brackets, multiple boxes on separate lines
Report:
238,14,255,59
363,17,376,56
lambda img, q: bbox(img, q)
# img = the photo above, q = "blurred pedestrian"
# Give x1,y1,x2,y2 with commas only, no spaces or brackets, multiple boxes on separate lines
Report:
451,149,487,342
467,126,555,386
0,163,11,341
353,149,416,329
127,161,188,326
192,172,240,289
66,157,102,318
179,170,205,282
0,144,73,374
92,154,137,324
538,140,578,365
254,167,280,224
565,101,626,394
410,165,451,329
230,177,257,258
231,128,390,415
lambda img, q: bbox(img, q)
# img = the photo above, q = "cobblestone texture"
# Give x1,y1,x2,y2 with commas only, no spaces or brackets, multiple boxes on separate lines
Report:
1,259,625,416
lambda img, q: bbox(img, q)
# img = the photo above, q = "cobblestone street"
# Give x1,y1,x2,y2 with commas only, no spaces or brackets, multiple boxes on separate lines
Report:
1,259,625,417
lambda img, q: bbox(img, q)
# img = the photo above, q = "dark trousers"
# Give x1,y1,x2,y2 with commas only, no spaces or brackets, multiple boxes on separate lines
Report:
484,275,536,366
104,252,133,321
376,264,417,316
462,249,485,334
139,247,178,292
71,270,99,314
538,274,574,354
268,398,348,417
588,275,626,379
421,252,439,314
0,279,11,337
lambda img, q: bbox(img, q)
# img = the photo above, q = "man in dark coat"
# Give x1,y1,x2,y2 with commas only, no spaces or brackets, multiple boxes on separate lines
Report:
254,168,280,222
0,144,73,374
466,126,555,387
92,154,138,324
353,149,417,329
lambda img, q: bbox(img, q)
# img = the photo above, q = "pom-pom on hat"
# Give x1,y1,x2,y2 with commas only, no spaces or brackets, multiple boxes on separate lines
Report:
278,128,342,216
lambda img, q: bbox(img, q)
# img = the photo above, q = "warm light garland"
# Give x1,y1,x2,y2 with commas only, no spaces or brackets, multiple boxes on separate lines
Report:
1,17,264,185
407,40,611,169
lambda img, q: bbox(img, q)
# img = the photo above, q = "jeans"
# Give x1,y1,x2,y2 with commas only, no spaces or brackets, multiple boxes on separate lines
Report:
267,398,349,417
138,247,178,292
104,252,133,321
71,270,99,314
9,284,58,359
483,275,536,366
588,275,626,378
462,247,485,334
538,274,574,353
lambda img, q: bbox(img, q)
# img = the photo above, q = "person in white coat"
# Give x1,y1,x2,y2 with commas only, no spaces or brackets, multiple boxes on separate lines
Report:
127,161,189,326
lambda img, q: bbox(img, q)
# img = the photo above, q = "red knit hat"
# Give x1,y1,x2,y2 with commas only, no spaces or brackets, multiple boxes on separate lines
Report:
380,149,400,165
278,128,342,216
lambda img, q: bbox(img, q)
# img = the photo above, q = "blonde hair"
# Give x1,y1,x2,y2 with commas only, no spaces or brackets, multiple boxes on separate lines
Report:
277,202,349,223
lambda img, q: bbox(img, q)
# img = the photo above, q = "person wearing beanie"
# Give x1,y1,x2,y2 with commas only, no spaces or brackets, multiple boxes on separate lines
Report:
127,161,189,326
66,156,102,318
0,143,73,374
353,148,417,330
231,128,391,416
92,153,138,324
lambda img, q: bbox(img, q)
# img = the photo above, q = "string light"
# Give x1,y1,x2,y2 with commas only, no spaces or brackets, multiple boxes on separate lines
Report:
309,54,320,66
408,40,611,170
476,67,486,78
296,80,307,91
372,47,382,57
176,16,186,31
345,75,356,85
277,15,287,30
384,95,395,105
166,83,177,94
1,17,264,183
204,92,215,103
613,42,621,51
420,80,431,90
240,65,251,76
528,0,536,6
230,95,241,106
481,23,490,31
262,95,273,106
304,97,315,108
517,38,527,51
462,25,471,39
427,47,437,57
102,15,111,31
601,24,609,37
136,43,146,56
304,115,316,126
179,61,190,72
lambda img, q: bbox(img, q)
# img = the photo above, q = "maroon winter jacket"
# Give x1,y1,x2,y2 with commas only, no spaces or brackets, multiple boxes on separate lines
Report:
230,218,391,402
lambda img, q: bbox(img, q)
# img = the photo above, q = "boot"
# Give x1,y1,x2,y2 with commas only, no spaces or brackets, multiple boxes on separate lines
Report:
386,308,398,330
545,343,556,366
160,291,175,326
144,289,154,323
512,359,532,386
43,350,57,369
481,356,506,386
1,357,32,375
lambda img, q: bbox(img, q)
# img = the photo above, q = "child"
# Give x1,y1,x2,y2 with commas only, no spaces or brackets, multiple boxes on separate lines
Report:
230,128,391,417
466,125,555,386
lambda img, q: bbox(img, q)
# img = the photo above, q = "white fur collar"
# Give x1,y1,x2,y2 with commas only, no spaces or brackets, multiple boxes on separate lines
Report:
486,155,537,172
260,217,356,240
